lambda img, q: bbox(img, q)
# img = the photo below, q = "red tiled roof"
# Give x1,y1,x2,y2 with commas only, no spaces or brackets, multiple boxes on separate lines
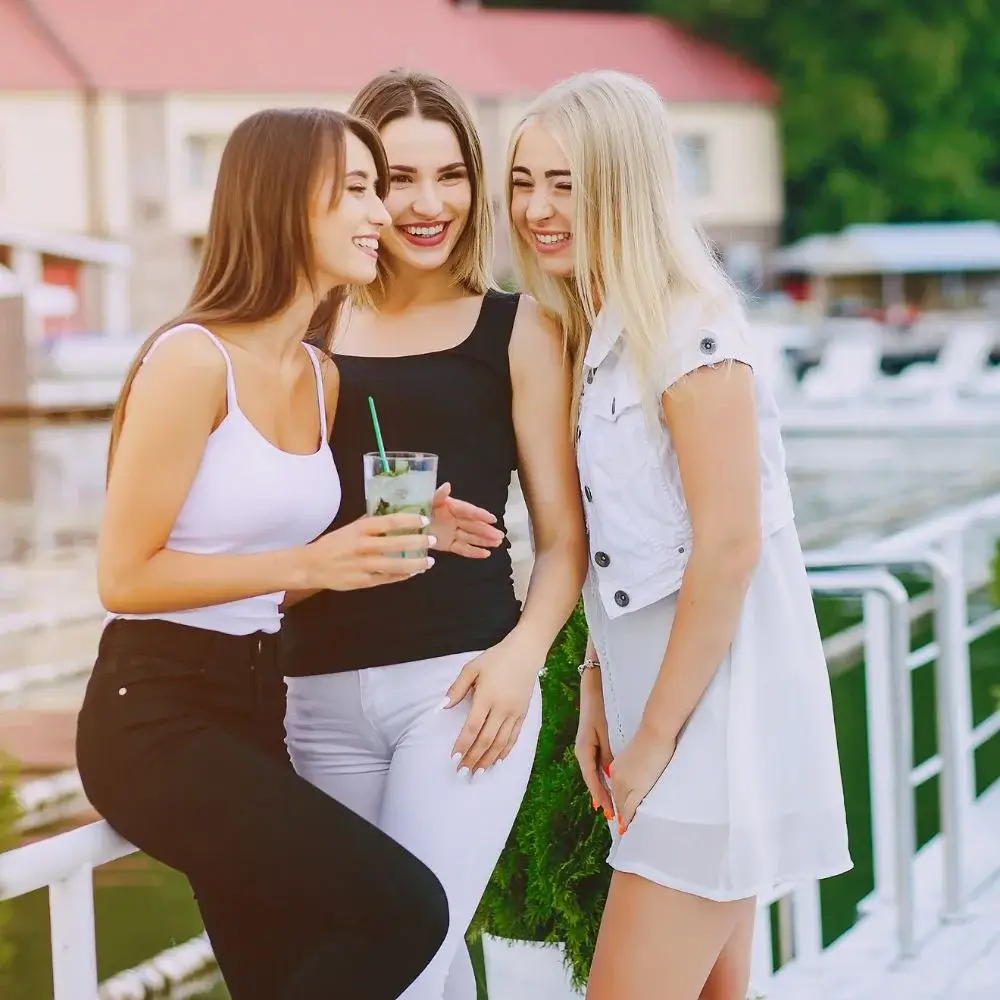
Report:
461,7,776,104
0,0,79,89
0,0,776,104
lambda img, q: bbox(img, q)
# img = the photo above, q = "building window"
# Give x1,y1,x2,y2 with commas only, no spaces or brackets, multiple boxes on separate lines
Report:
677,134,709,197
185,134,227,189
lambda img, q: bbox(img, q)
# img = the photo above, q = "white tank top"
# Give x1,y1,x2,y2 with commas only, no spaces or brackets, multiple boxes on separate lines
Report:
113,324,342,635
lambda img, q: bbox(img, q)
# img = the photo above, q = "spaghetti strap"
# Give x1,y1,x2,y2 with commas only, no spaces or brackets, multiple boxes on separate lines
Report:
143,323,238,413
303,344,329,442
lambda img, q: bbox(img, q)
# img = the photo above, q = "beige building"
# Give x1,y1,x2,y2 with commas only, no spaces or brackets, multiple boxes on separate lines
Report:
0,0,782,334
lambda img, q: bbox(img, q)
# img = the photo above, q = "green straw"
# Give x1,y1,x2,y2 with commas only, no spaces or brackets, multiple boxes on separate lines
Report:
368,395,389,473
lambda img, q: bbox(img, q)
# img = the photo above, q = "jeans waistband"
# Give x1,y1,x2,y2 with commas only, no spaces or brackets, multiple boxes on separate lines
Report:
99,618,281,673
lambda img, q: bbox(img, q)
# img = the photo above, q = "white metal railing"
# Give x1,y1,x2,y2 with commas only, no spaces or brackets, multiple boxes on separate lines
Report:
749,491,1000,990
1,493,1000,999
0,822,135,999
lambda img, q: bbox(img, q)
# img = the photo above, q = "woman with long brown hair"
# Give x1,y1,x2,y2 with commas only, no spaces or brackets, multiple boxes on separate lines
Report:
74,107,499,999
282,72,587,1000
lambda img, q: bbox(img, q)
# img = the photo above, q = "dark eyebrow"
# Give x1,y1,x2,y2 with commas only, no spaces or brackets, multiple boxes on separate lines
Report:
510,165,571,179
388,162,467,174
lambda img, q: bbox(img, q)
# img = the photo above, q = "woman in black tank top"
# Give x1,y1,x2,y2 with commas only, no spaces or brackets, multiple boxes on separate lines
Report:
283,72,587,999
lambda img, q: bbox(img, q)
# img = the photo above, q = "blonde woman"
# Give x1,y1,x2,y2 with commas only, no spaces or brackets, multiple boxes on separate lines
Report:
283,71,587,1000
505,71,852,1000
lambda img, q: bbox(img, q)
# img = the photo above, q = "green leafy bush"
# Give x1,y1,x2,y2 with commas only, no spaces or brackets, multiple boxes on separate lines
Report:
0,767,21,974
992,538,1000,610
471,603,611,990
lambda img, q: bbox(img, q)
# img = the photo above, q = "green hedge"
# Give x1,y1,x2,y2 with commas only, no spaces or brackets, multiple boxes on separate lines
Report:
0,769,20,974
992,538,1000,611
471,603,609,990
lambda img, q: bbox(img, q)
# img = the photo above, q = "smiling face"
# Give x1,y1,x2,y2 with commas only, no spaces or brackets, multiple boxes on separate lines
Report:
379,114,472,274
310,131,391,287
509,122,575,278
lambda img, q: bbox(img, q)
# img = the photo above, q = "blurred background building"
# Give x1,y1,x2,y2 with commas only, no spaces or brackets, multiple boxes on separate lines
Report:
0,0,781,334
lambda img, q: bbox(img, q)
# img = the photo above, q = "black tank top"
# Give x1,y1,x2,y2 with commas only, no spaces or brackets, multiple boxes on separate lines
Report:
283,290,523,675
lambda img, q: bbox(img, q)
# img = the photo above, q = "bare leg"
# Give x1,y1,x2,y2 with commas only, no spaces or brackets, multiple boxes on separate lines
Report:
586,872,755,1000
700,904,756,1000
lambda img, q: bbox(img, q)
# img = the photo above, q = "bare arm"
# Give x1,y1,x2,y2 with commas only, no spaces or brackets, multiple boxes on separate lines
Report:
506,296,589,665
637,362,762,746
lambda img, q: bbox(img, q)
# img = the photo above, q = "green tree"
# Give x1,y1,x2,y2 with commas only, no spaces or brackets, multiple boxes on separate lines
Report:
650,0,1000,238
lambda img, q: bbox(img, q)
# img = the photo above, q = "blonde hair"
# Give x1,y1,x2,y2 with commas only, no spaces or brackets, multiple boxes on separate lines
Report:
505,70,740,415
107,108,387,477
348,69,495,308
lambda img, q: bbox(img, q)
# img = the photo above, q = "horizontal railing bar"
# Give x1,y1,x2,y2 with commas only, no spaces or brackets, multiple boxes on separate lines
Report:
967,608,1000,644
0,821,135,901
871,493,1000,555
970,710,1000,752
911,755,943,786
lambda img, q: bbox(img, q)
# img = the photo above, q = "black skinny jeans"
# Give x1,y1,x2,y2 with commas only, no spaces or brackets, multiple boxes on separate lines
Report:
76,618,449,1000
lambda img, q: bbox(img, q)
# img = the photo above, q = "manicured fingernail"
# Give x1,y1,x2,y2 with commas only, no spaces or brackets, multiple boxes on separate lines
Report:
473,768,485,780
420,516,431,526
426,557,435,568
459,767,471,778
427,536,437,547
494,756,504,766
452,753,462,764
435,698,451,713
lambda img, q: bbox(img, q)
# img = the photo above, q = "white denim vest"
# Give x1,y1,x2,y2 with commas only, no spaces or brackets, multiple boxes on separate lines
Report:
576,300,796,620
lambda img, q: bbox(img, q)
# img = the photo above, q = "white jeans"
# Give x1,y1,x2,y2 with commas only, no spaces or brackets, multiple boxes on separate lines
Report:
285,651,542,1000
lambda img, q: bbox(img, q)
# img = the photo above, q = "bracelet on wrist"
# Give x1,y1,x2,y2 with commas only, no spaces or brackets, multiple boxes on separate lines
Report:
577,658,601,677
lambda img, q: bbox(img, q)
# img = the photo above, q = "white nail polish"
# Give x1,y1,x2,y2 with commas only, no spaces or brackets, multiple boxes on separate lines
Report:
434,698,451,713
426,557,435,568
427,536,438,547
452,753,462,764
459,767,471,778
420,516,431,527
473,768,484,780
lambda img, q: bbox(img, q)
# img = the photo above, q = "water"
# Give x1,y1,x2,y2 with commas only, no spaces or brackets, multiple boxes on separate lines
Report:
1,417,999,997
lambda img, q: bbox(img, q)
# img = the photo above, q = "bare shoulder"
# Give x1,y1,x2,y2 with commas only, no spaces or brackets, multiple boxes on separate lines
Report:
129,325,228,402
510,294,564,367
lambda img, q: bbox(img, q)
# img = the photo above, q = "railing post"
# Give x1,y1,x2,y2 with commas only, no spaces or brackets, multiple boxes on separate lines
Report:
885,577,918,959
750,905,774,987
932,532,975,920
808,569,916,959
49,865,99,1000
862,592,898,908
791,882,823,967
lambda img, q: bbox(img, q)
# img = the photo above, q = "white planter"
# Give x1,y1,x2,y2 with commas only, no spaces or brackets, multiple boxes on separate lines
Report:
481,935,584,1000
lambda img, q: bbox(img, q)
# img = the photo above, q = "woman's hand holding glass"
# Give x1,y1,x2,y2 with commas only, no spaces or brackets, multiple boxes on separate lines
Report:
302,513,436,591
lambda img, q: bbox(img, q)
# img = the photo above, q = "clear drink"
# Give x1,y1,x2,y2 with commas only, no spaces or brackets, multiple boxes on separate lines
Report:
363,452,438,556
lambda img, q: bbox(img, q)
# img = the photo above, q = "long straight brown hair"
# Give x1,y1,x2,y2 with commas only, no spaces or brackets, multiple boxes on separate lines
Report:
348,69,494,309
106,107,388,476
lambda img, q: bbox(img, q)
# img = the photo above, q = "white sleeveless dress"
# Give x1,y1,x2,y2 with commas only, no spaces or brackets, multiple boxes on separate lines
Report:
579,303,852,901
